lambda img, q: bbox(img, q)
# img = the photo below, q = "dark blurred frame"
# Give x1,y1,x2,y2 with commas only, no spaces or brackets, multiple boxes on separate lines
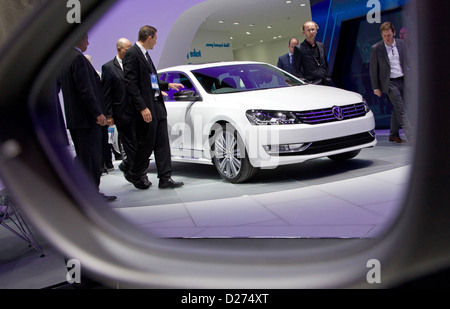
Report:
0,0,449,288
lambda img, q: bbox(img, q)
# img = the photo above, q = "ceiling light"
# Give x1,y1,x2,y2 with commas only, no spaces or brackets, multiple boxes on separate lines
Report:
218,20,224,24
267,26,272,29
246,32,251,35
233,22,240,25
301,3,306,6
286,1,292,3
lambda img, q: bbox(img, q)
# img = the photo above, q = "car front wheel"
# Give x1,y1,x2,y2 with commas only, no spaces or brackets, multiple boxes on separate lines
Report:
211,123,259,183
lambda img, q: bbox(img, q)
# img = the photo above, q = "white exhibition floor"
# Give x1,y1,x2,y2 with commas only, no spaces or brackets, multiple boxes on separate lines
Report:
0,130,413,288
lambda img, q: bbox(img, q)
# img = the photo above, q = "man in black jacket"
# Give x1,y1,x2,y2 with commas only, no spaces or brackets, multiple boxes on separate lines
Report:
292,21,332,86
123,25,184,190
101,38,135,176
60,33,116,201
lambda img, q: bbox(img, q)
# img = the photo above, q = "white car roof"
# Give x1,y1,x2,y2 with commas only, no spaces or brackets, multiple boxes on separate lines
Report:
159,61,270,72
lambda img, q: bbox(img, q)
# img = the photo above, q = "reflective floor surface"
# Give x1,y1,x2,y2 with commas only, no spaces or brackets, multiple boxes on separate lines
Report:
0,130,413,288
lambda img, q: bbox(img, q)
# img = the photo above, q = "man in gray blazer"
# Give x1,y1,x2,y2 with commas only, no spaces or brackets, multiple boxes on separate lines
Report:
370,22,414,144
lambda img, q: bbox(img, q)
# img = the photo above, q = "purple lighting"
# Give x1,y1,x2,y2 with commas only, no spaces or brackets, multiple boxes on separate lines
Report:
87,0,207,72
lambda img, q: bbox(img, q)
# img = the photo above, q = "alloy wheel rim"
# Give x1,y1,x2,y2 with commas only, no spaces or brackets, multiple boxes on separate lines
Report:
215,130,242,178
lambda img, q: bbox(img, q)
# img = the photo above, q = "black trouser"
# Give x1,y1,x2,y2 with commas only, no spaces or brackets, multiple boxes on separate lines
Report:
387,77,414,141
130,109,172,180
101,126,113,168
115,118,137,173
70,126,102,189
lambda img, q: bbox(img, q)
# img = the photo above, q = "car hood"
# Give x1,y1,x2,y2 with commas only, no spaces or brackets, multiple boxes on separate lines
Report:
211,85,364,110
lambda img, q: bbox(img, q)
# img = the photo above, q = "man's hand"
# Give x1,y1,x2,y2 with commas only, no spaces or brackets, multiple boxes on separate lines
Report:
96,114,107,126
106,116,114,126
141,107,152,123
373,89,382,97
168,83,185,91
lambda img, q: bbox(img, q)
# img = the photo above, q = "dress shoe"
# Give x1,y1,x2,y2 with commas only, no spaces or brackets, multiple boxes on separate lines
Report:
118,162,127,172
100,193,117,202
125,173,151,190
158,178,184,189
389,136,405,143
140,175,152,187
119,162,128,178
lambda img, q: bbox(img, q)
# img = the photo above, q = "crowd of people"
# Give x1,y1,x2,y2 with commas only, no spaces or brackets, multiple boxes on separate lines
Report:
278,20,414,144
59,20,414,202
60,25,185,202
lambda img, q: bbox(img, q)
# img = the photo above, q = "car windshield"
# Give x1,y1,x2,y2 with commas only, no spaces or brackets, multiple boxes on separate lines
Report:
192,63,305,94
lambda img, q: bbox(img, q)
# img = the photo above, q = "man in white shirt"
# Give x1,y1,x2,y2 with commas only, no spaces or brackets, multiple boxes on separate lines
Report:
370,22,414,144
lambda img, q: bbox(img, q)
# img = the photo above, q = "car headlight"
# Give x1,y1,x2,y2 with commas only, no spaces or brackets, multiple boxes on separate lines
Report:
246,110,301,125
363,98,370,113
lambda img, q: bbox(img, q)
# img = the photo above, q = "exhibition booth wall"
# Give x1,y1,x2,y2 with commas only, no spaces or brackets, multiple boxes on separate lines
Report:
84,0,410,130
87,0,312,70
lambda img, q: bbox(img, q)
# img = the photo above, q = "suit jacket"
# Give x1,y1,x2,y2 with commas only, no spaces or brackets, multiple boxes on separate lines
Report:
292,40,329,82
101,57,133,126
369,38,409,94
277,53,294,74
60,48,104,130
122,43,169,119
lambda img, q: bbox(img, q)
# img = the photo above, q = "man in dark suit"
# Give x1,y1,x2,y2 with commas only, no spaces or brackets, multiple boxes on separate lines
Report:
123,25,184,190
292,21,332,85
101,38,135,177
370,22,414,144
60,33,116,201
277,38,298,74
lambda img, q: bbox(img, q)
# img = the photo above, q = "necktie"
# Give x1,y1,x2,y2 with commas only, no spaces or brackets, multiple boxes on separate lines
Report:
145,51,160,96
145,51,156,74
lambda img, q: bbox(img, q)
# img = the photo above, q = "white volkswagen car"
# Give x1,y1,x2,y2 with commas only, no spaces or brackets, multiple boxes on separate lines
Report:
158,61,376,183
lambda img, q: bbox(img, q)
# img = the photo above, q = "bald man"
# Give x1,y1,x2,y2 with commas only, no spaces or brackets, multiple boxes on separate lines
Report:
292,21,333,85
101,38,137,178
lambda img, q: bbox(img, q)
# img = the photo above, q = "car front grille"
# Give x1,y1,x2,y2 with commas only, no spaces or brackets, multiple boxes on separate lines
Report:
295,102,367,124
278,131,376,156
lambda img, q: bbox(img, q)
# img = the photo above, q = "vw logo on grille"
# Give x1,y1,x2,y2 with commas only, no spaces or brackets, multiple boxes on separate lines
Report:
332,106,345,120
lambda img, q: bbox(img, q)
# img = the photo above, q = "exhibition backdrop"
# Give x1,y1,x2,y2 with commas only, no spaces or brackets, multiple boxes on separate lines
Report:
87,0,410,129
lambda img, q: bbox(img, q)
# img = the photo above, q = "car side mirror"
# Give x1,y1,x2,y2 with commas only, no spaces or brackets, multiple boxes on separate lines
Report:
173,90,201,101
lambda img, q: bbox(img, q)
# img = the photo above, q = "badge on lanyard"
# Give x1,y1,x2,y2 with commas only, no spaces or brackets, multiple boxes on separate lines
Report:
151,74,160,90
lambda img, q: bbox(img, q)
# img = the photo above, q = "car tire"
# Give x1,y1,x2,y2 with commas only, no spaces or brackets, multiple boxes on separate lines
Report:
327,149,361,161
211,123,259,183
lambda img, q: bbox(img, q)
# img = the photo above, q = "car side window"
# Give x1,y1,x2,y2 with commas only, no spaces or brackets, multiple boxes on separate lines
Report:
164,72,197,101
